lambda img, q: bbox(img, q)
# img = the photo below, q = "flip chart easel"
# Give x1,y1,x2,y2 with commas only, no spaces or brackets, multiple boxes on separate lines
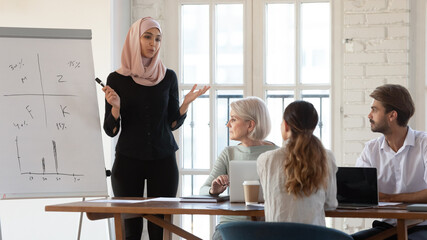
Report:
0,27,108,199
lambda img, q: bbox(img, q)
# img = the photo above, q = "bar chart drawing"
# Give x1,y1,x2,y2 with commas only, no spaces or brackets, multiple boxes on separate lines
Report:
15,136,83,177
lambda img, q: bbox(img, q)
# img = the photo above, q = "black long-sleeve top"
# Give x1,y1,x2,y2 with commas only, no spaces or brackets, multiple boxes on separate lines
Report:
103,69,187,160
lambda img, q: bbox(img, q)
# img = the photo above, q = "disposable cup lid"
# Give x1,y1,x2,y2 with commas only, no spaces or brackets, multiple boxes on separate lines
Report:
242,180,260,185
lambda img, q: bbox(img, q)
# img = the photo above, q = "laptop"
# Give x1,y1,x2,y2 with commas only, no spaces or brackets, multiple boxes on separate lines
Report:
336,167,378,209
229,160,264,203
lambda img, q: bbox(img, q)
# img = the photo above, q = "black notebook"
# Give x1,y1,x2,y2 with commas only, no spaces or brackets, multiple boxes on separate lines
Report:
179,195,230,203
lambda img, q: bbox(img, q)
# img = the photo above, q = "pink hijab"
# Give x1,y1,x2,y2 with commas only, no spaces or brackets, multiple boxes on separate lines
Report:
117,17,166,86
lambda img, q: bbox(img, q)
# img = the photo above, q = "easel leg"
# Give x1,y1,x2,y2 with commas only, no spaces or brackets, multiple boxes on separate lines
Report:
77,197,85,240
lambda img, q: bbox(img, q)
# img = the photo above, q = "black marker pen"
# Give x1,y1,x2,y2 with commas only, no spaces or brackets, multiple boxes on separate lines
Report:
95,78,105,87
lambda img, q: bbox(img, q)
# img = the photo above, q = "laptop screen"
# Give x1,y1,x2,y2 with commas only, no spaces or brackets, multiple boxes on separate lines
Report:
229,160,264,203
336,167,378,206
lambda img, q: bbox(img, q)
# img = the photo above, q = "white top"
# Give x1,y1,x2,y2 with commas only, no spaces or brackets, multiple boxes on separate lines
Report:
356,127,427,193
356,127,427,225
257,147,338,226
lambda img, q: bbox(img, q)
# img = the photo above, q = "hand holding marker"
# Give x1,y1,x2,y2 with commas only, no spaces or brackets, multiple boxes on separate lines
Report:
97,78,120,112
95,78,105,87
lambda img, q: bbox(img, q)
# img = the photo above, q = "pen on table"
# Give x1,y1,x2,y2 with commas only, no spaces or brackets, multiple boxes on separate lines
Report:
95,77,105,87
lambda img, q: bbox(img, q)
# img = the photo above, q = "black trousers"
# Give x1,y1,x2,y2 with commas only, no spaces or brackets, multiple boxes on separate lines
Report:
352,220,427,240
111,152,179,240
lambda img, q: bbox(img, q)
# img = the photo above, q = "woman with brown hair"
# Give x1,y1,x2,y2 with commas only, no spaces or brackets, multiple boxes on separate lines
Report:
257,100,337,226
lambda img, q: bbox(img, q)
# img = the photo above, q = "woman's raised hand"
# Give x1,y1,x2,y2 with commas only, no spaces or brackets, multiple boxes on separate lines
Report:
177,84,210,118
183,84,210,106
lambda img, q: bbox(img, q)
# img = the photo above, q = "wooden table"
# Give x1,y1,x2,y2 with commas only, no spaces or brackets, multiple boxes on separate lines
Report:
45,198,264,240
325,206,427,240
45,198,427,240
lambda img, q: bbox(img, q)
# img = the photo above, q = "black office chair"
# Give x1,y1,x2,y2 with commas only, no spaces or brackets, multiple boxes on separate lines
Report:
217,221,353,240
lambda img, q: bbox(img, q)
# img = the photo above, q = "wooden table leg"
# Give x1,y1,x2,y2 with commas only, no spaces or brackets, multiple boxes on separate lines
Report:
163,215,172,240
114,213,125,240
396,219,408,240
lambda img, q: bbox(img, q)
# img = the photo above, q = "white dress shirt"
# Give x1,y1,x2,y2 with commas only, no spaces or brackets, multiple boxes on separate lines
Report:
356,127,427,225
257,147,338,226
356,127,427,195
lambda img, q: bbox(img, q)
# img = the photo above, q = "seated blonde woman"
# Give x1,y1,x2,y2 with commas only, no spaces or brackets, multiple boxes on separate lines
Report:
200,96,278,240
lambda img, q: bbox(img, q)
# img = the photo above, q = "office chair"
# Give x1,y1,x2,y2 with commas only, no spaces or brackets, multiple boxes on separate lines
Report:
218,221,353,240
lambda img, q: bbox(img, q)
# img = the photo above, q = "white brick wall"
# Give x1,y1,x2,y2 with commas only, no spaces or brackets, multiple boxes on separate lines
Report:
342,0,410,233
344,116,365,128
344,0,387,12
345,52,385,64
389,0,410,10
343,0,410,157
132,0,164,23
344,27,386,38
388,25,409,38
367,12,409,24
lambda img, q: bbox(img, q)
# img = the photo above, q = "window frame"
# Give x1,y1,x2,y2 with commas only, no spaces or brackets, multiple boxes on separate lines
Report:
253,0,340,150
165,1,253,236
174,0,253,183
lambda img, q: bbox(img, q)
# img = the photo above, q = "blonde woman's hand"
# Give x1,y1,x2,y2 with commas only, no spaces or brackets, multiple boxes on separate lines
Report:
210,175,229,195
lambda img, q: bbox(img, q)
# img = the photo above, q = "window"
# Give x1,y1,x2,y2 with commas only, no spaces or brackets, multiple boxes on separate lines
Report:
179,3,247,236
173,0,332,237
260,1,331,146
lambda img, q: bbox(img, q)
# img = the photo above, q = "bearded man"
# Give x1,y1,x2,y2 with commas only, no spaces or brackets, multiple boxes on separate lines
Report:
352,84,427,240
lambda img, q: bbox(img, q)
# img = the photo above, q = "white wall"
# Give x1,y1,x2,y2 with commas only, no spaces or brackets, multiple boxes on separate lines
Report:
0,1,112,239
342,0,410,166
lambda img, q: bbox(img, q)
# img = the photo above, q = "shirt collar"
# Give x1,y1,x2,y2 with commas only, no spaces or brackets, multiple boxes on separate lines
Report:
380,126,415,153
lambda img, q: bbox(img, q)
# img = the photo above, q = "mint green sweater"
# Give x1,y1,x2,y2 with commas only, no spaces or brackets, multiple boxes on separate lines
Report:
200,144,278,224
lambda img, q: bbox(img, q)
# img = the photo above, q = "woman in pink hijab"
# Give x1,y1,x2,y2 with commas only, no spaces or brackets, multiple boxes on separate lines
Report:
102,17,209,240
